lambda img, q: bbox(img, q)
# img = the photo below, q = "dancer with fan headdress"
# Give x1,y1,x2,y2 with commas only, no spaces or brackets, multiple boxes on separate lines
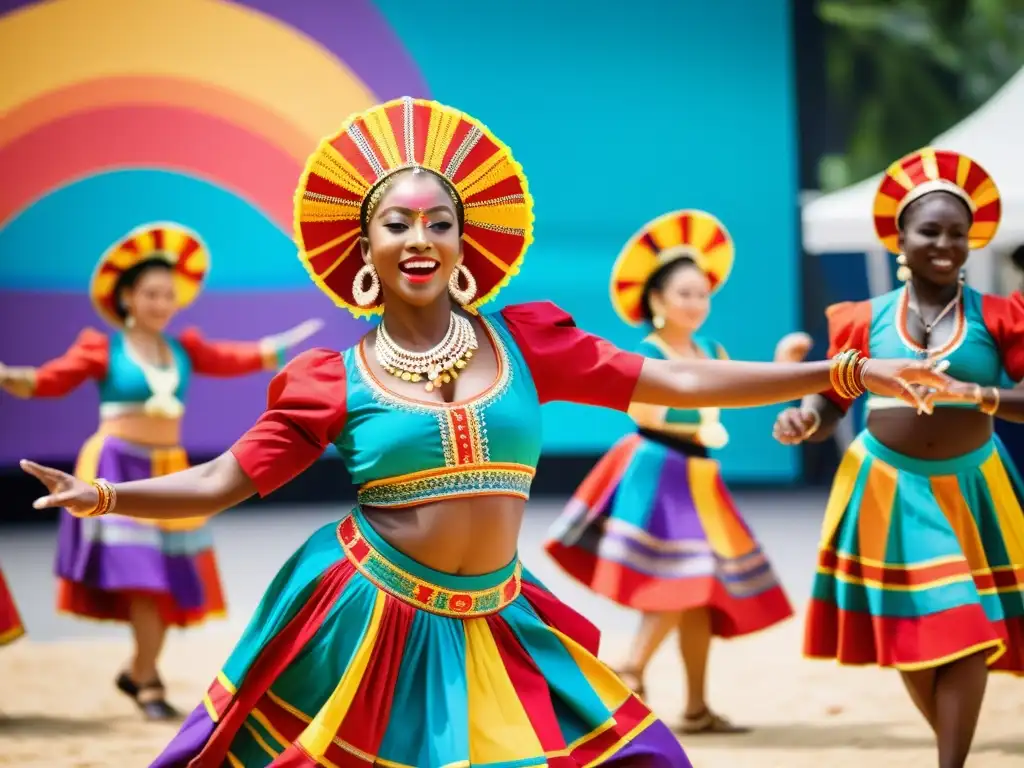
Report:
545,210,809,734
0,223,322,719
0,566,25,647
773,148,1024,768
17,98,955,767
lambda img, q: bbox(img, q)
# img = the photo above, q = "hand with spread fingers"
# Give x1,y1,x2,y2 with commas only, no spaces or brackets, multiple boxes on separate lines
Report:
20,459,102,516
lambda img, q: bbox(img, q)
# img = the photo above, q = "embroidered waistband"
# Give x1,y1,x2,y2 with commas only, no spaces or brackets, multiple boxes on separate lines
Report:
356,462,535,509
337,513,522,617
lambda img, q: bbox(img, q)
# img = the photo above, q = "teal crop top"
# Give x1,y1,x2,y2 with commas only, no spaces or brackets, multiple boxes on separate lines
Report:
629,335,729,448
821,285,1024,414
98,333,193,417
30,326,275,414
230,302,648,508
338,315,543,507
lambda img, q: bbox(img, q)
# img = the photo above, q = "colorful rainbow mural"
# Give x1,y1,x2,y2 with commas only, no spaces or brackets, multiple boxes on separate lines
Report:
0,0,430,463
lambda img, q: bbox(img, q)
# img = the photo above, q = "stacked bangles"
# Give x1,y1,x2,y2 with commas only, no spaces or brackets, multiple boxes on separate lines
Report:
74,479,117,518
829,349,867,400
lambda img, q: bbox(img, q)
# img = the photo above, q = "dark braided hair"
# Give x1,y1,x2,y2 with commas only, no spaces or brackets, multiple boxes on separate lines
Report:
639,256,700,325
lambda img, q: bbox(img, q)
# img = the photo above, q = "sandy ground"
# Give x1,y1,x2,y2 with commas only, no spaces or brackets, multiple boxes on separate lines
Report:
1,619,1021,768
1,497,1021,767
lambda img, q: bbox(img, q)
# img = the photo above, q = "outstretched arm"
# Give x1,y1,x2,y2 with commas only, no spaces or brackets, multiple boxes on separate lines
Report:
0,329,108,399
502,301,949,415
22,452,255,519
23,348,348,520
179,319,324,378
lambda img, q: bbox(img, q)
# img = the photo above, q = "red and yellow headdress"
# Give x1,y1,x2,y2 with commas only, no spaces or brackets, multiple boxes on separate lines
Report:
873,147,1001,254
91,222,209,328
609,209,735,326
293,96,534,318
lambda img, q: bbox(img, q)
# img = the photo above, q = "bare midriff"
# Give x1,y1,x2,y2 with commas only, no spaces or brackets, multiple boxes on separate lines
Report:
100,414,182,448
361,497,526,575
868,407,992,460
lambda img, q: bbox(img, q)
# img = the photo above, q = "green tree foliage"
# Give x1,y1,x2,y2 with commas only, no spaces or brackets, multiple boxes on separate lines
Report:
819,0,1024,191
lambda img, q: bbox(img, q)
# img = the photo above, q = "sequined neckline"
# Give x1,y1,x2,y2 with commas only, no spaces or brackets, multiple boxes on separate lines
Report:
354,315,511,412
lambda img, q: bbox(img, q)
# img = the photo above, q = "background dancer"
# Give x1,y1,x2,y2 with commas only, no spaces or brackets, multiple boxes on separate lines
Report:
0,222,322,720
0,565,24,647
773,148,1024,768
546,209,811,734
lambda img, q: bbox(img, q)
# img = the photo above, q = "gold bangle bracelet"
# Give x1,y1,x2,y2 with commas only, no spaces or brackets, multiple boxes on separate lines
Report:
980,387,1000,416
78,479,116,518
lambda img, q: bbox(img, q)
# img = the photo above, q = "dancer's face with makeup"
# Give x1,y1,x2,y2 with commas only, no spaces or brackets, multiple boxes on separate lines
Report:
361,169,463,309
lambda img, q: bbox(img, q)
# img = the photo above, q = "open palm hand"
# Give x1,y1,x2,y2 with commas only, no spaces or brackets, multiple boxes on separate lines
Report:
20,460,98,514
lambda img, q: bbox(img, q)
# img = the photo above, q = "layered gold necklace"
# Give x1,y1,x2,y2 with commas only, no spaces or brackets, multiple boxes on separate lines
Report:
375,312,478,392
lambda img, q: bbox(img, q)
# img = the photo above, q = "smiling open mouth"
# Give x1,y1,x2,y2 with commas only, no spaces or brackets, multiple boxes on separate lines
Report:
930,257,956,272
398,259,440,283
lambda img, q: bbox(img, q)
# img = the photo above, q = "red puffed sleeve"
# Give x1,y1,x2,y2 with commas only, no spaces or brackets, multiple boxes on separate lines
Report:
501,301,644,411
229,348,347,497
820,300,872,413
32,328,109,397
178,327,277,377
981,292,1024,383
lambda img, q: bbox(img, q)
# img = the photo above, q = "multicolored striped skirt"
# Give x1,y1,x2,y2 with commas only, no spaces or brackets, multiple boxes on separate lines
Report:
54,432,226,628
0,565,25,646
806,430,1024,673
545,433,792,638
152,507,692,768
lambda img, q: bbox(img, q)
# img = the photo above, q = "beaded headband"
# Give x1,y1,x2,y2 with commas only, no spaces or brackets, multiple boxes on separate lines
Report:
610,209,735,326
90,222,209,328
294,96,534,318
873,147,1001,253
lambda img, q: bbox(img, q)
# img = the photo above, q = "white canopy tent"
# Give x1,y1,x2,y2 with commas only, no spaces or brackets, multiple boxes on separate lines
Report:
802,66,1024,294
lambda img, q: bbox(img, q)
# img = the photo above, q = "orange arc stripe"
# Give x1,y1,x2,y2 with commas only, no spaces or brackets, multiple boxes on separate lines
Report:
0,75,315,162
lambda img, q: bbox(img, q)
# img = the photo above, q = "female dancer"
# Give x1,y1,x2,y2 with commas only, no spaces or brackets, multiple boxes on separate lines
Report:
0,566,25,647
21,99,952,767
0,222,321,720
546,210,807,735
773,148,1024,768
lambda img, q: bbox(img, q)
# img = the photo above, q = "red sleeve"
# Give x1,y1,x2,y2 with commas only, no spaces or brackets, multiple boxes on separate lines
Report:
178,327,277,377
500,301,644,411
229,348,347,497
33,328,109,397
821,300,872,413
981,292,1024,383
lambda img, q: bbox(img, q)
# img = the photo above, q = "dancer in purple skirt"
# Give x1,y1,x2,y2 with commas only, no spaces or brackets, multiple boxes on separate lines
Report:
546,209,812,733
0,222,321,720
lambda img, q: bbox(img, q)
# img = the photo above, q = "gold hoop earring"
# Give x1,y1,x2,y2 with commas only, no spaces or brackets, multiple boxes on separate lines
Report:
896,253,911,282
352,263,380,307
448,263,477,305
652,314,665,330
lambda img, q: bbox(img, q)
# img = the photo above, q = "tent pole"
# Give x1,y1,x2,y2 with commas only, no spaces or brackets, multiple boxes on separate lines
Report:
865,248,893,296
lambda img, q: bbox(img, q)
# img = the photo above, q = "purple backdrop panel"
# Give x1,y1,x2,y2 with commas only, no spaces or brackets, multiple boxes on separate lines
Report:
0,290,366,466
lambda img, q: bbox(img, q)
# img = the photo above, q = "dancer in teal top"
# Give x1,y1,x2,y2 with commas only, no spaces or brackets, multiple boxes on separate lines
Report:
19,99,953,767
546,209,810,734
774,147,1024,768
